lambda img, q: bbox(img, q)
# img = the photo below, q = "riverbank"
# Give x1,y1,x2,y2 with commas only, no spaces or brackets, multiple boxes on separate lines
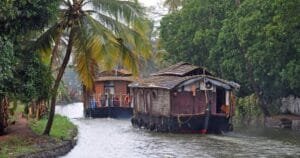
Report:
0,114,77,157
265,114,300,131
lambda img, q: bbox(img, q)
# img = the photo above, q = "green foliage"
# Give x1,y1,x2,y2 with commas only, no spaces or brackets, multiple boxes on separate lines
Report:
234,94,263,125
15,52,53,103
281,60,300,93
160,0,300,115
0,0,59,102
30,115,77,140
160,0,235,70
0,37,14,97
218,0,300,98
34,0,152,91
0,0,60,37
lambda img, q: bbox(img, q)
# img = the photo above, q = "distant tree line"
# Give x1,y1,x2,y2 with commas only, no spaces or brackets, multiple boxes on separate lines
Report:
159,0,300,116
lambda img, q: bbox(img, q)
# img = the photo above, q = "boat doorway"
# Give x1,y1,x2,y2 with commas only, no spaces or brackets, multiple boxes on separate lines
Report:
104,81,115,107
216,87,226,113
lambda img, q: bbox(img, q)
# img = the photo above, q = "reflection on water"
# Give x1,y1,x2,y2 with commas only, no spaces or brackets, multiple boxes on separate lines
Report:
56,103,300,158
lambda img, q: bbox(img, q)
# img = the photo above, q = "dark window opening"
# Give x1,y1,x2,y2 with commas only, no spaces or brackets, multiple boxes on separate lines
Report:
126,83,130,94
216,87,226,113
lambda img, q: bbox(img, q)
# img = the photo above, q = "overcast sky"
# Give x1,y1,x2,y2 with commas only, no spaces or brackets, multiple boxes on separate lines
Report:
140,0,163,7
139,0,168,29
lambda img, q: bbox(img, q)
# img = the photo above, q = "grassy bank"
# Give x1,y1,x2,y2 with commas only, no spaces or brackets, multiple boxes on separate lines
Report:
30,115,77,140
0,115,77,158
0,136,35,158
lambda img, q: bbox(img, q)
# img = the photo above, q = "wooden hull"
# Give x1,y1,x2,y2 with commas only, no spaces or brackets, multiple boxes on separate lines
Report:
85,107,133,118
131,113,233,134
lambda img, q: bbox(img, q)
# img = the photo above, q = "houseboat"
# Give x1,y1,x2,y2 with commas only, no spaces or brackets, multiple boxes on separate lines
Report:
129,62,240,133
84,69,134,118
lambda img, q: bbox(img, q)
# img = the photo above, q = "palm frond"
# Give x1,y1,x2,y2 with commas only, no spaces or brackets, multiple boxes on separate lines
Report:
90,0,144,24
91,10,152,58
72,20,96,91
31,23,62,64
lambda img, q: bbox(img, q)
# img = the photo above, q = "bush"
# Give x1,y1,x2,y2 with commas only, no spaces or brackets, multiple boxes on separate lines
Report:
234,94,264,126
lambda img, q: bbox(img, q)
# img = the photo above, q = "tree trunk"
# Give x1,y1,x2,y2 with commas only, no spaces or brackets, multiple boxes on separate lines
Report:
82,85,89,116
240,46,271,117
257,95,271,117
0,96,9,135
43,28,75,135
50,31,62,71
245,58,271,117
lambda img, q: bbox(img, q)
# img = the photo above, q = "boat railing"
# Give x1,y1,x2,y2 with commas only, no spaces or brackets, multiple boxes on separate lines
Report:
88,94,132,109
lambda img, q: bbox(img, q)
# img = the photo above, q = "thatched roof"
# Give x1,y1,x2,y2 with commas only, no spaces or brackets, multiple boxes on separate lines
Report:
151,62,212,76
94,69,135,82
96,69,132,77
129,62,239,90
129,75,239,90
95,76,136,82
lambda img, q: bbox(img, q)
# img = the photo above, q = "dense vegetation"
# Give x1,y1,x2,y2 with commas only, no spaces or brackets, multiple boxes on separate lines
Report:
0,0,59,134
160,0,300,117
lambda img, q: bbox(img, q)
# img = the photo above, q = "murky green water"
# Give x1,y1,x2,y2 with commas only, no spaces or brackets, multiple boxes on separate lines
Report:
56,103,300,158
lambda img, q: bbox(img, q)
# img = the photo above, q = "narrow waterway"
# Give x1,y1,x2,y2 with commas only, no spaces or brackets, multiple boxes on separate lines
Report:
56,103,300,158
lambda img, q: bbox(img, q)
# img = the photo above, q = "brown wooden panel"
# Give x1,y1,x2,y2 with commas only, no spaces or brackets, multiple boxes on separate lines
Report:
171,91,194,114
151,89,171,116
171,90,216,115
194,91,206,114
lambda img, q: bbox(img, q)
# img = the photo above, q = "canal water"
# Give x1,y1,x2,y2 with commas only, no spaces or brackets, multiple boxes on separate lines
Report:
56,103,300,158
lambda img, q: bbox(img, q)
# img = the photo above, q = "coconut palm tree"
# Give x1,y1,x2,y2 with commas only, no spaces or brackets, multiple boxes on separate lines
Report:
34,0,151,135
163,0,182,12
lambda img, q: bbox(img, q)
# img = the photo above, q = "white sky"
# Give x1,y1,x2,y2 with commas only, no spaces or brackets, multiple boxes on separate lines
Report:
139,0,163,7
139,0,168,29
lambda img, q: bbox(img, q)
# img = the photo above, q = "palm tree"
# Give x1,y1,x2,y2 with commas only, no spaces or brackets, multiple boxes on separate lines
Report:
163,0,182,12
35,0,151,135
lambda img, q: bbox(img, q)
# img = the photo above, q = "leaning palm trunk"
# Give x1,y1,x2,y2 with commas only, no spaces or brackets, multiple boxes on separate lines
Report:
43,29,75,135
50,31,62,71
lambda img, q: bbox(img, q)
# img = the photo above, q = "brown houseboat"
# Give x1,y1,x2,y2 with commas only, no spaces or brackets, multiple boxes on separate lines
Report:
129,62,240,133
84,69,134,118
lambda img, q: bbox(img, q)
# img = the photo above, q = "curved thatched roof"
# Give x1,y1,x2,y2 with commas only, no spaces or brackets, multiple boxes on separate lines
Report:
129,75,239,90
151,62,212,76
129,62,239,90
